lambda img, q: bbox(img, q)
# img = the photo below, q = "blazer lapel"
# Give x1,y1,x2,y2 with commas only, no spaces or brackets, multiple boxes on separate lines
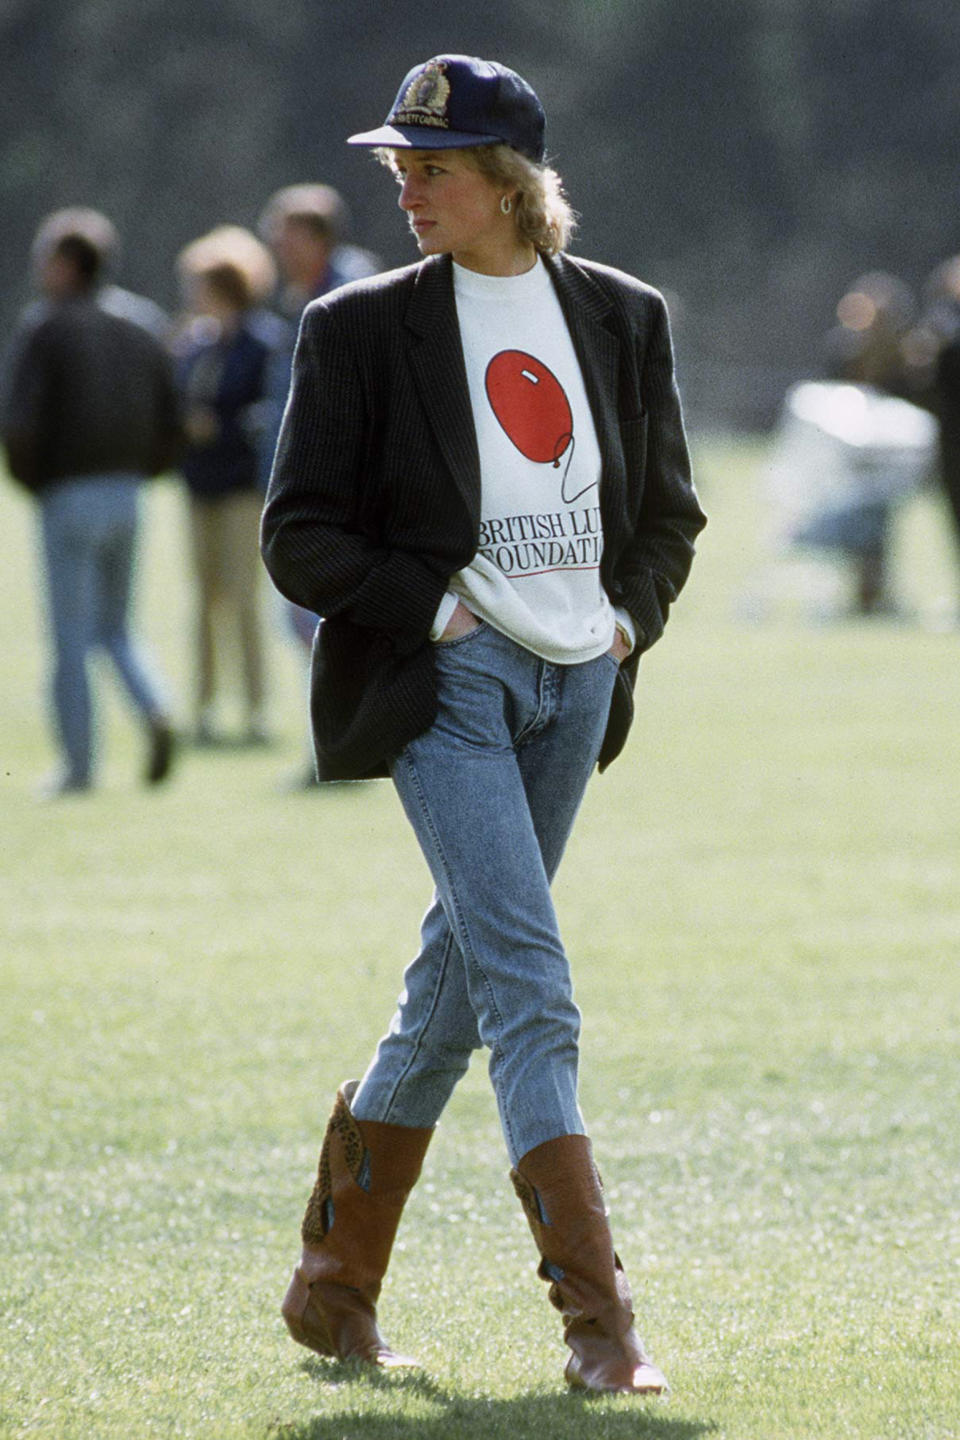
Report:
544,253,622,481
402,252,624,525
404,255,481,519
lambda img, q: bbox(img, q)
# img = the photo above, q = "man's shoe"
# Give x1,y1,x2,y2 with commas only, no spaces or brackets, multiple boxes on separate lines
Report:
145,718,175,785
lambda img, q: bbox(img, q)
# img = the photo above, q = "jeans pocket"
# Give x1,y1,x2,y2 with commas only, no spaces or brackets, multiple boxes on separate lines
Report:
433,619,488,651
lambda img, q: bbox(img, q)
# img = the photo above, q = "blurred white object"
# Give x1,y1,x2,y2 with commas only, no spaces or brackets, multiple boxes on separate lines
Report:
767,381,937,541
736,381,939,622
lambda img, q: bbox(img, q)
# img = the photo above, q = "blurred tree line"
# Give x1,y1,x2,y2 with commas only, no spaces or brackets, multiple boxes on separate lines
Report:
2,0,958,427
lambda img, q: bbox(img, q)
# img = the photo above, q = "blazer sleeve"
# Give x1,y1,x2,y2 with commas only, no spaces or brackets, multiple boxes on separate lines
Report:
613,293,706,652
260,298,448,654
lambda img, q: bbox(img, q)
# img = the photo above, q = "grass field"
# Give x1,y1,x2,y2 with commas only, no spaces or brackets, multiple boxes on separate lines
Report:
2,442,959,1439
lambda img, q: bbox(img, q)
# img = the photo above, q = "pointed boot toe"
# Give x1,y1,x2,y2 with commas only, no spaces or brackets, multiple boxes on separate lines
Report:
565,1345,668,1394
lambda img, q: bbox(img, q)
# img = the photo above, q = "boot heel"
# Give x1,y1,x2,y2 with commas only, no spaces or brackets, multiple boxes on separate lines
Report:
281,1268,336,1356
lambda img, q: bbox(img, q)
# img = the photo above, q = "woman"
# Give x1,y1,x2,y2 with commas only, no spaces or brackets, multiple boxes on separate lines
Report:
262,54,706,1394
175,226,283,745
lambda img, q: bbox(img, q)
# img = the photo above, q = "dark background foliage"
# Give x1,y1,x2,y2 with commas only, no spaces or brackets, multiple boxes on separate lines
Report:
3,0,959,427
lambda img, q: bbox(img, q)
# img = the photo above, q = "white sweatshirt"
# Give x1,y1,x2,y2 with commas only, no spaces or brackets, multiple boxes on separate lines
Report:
429,257,632,663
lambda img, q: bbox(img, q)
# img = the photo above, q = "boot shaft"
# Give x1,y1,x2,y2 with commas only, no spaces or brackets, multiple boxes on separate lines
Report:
300,1081,433,1291
512,1133,625,1313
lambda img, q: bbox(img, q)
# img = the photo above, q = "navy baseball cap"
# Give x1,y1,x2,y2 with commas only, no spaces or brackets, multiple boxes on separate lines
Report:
347,54,546,164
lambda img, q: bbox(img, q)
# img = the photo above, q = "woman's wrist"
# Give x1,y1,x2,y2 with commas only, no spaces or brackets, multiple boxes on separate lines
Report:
429,591,460,642
613,607,636,656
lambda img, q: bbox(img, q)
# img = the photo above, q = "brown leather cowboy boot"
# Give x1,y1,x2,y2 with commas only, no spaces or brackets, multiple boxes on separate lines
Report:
281,1080,432,1366
511,1132,668,1394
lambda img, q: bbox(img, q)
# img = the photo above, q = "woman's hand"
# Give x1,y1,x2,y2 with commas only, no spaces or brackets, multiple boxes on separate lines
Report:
438,601,480,642
607,626,632,665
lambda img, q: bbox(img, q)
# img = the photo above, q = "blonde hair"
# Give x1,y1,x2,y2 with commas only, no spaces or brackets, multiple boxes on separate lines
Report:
468,144,576,256
378,145,576,256
177,225,277,309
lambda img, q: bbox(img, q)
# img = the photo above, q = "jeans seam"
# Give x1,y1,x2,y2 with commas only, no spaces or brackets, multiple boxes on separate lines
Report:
381,921,458,1123
397,746,513,1151
514,658,552,747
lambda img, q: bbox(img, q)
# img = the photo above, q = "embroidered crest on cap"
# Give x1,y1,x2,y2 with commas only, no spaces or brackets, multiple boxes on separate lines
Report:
391,59,451,129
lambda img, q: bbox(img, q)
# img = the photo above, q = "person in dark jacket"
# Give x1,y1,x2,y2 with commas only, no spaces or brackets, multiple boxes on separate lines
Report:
262,55,706,1393
2,210,179,796
175,226,285,745
929,256,960,561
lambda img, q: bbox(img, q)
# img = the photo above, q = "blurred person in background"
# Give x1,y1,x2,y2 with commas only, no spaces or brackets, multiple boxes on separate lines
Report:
1,209,179,796
262,54,705,1393
174,225,285,747
819,272,920,613
257,184,381,786
928,256,960,569
258,182,381,326
17,207,172,341
758,272,936,621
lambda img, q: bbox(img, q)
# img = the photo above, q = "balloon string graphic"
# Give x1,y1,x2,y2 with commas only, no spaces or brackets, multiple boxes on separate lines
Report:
557,432,595,504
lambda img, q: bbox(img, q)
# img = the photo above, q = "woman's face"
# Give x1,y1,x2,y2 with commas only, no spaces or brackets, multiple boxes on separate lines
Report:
392,149,529,276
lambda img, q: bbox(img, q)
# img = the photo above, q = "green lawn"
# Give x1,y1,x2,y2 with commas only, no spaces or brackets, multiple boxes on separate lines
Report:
2,445,959,1439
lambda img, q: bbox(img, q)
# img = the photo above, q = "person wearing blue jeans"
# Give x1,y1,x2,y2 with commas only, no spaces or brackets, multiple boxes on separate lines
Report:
39,474,172,791
2,208,179,795
263,55,705,1394
354,625,618,1161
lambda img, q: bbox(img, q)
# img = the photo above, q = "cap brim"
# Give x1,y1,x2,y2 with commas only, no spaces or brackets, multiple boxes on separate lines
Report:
347,124,503,151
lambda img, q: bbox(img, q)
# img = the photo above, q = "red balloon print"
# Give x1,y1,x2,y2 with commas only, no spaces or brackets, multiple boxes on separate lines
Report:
485,350,573,467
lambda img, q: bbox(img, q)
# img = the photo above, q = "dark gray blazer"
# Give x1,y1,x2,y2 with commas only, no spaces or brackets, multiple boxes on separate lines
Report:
261,250,706,780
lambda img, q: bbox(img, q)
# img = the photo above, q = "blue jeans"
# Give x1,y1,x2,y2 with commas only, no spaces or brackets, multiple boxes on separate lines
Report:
39,475,168,785
351,623,620,1165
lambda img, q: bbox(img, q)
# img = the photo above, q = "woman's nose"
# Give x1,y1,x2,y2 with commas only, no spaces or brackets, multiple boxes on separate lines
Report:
397,175,420,211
